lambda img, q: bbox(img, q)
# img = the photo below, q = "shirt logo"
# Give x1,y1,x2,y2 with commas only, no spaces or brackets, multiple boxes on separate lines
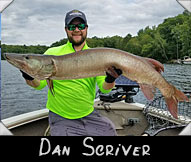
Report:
69,10,82,16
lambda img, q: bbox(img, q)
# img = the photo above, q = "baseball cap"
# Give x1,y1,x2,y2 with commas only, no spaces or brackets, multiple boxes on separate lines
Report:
65,9,87,27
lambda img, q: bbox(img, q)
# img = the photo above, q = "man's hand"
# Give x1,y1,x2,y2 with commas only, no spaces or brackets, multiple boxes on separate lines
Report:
105,66,122,83
103,66,122,90
20,70,34,81
20,70,40,88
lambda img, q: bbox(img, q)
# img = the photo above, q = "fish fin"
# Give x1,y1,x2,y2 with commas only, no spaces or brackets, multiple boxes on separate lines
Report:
144,58,164,73
164,85,189,119
140,84,156,100
46,79,55,96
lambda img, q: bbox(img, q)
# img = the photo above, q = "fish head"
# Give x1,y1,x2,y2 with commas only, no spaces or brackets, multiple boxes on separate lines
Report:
4,53,55,80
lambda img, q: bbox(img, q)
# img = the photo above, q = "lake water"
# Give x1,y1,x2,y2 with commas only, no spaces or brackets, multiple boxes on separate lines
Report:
1,60,191,119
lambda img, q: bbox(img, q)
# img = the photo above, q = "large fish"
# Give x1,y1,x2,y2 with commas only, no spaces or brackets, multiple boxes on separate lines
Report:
4,48,188,118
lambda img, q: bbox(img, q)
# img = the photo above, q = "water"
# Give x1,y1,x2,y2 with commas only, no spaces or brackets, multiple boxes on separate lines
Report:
1,61,191,119
1,61,48,119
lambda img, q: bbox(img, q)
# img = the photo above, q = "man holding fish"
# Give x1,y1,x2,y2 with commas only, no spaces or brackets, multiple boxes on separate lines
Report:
5,10,188,136
20,10,122,136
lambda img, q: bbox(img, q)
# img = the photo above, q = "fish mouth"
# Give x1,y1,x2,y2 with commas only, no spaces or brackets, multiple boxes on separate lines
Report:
4,53,27,70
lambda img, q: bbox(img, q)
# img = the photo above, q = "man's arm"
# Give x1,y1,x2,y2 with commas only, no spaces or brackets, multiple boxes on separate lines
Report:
103,82,115,90
25,79,41,88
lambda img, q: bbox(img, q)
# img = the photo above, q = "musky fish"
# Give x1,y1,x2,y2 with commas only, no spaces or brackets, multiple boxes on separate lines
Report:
4,48,189,118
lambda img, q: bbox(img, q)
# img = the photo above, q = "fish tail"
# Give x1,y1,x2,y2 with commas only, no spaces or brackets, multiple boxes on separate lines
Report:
164,85,189,119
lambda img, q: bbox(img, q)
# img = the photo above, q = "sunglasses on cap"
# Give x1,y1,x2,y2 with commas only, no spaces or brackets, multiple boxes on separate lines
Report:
67,23,87,31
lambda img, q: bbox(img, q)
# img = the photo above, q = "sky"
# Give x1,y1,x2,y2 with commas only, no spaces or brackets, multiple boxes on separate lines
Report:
0,13,1,40
1,0,184,46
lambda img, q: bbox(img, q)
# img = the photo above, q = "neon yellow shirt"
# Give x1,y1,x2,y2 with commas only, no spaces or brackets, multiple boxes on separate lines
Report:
35,41,111,119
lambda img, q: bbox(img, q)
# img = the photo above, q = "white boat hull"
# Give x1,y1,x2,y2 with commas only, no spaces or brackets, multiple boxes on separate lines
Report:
183,61,191,65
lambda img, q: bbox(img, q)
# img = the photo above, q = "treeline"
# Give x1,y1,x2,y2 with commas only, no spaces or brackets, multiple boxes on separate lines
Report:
1,44,48,57
1,11,191,63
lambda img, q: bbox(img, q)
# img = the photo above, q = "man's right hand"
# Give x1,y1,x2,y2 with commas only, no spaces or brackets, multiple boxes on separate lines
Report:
20,70,34,81
20,70,41,88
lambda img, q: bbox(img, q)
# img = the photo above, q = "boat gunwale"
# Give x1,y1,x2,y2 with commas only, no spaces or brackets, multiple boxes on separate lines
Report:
2,109,49,129
2,102,145,130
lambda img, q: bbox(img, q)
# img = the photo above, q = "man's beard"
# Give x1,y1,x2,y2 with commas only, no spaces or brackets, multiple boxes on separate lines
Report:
67,33,87,46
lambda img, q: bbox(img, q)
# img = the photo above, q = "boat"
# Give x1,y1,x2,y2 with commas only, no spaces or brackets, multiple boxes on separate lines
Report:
1,98,191,136
182,56,191,65
1,77,191,136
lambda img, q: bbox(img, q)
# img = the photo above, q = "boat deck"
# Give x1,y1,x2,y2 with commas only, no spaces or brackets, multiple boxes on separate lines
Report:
2,101,187,136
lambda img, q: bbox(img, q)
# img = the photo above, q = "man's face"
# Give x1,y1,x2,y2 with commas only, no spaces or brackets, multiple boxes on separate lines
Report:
65,18,88,46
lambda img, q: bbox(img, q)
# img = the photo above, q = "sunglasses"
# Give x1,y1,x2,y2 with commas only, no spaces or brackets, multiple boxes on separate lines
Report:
67,23,87,31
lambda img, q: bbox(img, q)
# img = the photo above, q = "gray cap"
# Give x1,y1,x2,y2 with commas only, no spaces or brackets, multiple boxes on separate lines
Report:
65,9,87,27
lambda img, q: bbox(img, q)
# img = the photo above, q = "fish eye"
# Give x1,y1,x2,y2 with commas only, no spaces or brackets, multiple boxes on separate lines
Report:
25,56,29,60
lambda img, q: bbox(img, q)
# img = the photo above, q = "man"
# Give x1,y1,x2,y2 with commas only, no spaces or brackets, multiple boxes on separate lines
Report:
21,9,122,136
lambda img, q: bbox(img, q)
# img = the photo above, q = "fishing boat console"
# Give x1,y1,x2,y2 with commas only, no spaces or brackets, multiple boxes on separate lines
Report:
99,76,139,103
